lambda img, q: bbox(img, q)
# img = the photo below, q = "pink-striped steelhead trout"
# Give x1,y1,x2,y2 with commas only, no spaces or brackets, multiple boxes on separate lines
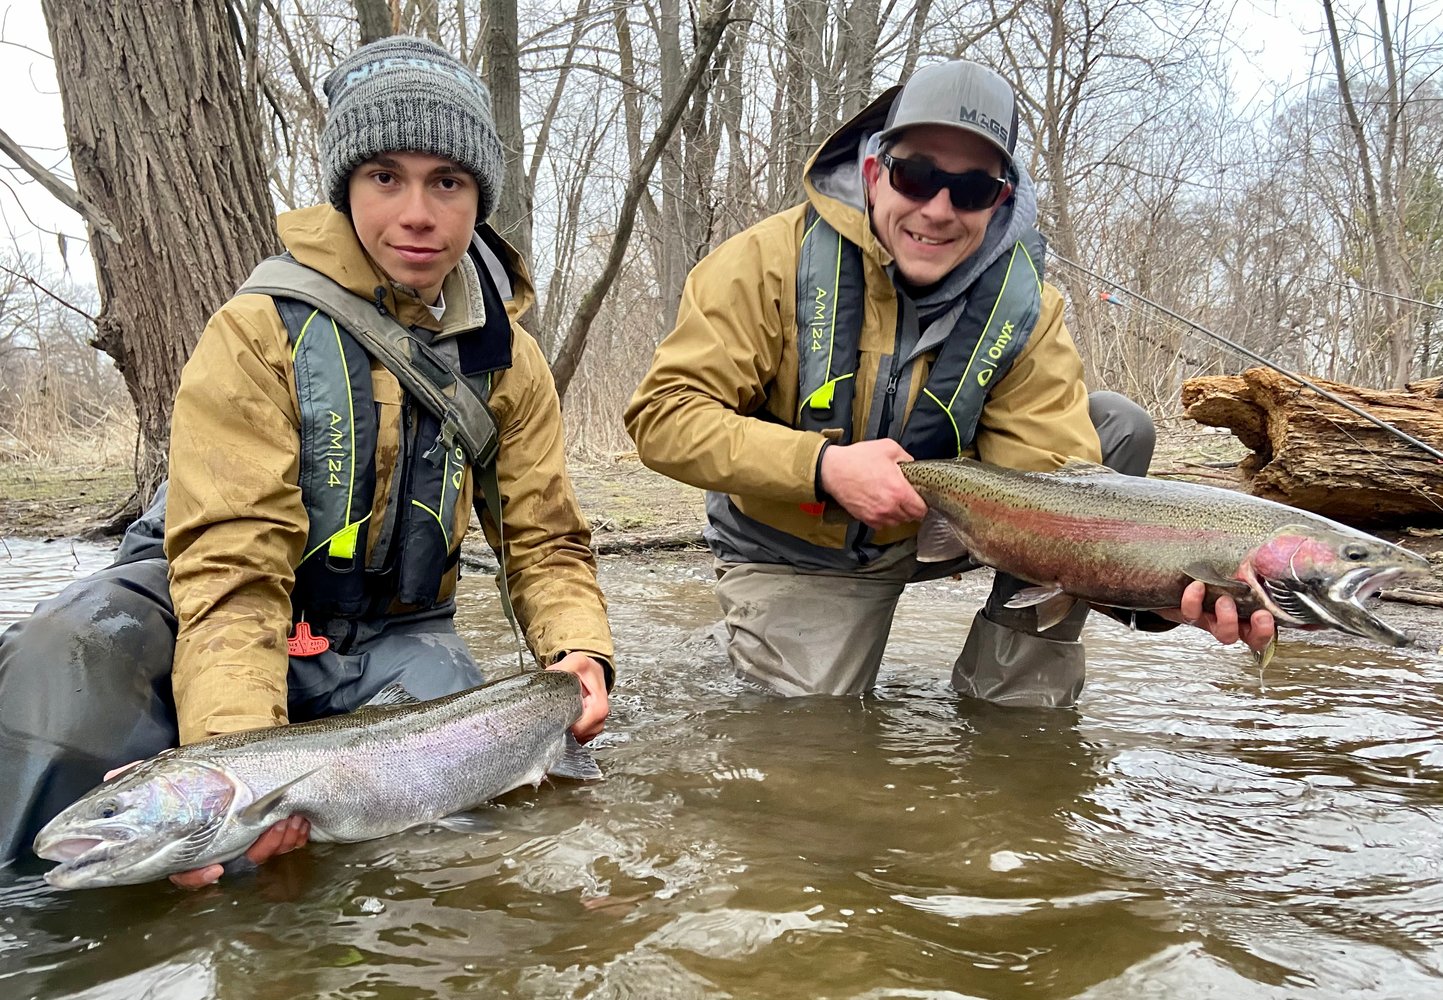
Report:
902,457,1433,647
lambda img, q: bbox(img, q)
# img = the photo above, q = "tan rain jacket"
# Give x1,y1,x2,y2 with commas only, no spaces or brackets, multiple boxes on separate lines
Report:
625,134,1101,550
166,205,612,743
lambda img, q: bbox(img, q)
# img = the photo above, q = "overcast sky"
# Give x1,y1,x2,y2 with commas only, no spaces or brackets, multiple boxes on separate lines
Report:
0,0,1325,287
0,1,83,274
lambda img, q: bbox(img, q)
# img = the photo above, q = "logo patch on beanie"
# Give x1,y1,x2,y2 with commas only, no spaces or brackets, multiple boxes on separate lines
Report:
340,57,491,103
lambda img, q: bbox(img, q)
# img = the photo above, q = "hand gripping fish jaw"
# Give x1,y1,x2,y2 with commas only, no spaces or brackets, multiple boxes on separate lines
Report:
1240,525,1432,648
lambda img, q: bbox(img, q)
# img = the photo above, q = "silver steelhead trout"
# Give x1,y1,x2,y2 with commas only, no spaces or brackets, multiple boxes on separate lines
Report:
34,670,598,889
902,457,1434,646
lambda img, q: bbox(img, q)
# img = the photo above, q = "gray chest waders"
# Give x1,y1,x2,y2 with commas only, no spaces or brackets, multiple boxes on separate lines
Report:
235,242,528,669
795,209,1046,458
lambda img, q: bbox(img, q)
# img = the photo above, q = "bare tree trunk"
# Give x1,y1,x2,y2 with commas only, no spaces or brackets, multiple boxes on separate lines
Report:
1324,0,1413,386
551,2,734,400
654,0,690,319
657,0,741,321
401,0,443,40
612,2,664,273
837,0,882,121
483,0,532,263
355,0,393,43
715,6,754,234
898,0,936,79
772,0,825,210
526,0,593,195
39,0,279,502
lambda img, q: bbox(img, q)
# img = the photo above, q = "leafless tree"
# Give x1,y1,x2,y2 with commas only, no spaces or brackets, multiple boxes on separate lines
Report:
10,0,1443,489
35,0,278,504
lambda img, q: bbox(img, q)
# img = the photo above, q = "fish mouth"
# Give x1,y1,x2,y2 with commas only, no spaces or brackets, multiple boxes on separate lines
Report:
33,827,142,888
35,838,123,887
1263,565,1422,647
34,835,105,862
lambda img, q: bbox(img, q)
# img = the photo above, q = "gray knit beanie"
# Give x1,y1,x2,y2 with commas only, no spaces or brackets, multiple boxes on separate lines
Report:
320,36,504,223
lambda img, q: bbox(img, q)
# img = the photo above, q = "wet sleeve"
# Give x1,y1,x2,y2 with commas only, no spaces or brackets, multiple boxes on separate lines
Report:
166,298,307,744
481,330,615,672
623,221,829,503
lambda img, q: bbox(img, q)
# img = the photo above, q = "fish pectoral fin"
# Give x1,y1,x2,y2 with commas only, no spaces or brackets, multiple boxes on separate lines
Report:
1004,584,1066,608
1181,563,1251,593
435,810,497,835
548,733,602,782
364,683,422,708
239,767,322,826
915,510,971,563
1004,585,1078,631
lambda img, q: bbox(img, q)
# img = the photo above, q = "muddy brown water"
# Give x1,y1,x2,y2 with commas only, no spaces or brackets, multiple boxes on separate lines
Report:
1,540,1440,999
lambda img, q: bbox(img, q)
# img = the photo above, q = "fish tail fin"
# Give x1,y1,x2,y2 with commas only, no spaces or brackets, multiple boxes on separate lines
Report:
549,733,602,781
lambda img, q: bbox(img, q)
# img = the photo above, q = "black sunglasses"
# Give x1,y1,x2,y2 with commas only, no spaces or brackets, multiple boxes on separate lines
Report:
880,153,1010,212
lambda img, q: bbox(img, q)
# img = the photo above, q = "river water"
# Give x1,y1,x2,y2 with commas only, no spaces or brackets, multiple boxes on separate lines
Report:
1,540,1440,999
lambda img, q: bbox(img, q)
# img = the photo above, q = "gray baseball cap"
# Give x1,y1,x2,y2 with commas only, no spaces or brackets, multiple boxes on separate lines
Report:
875,60,1018,168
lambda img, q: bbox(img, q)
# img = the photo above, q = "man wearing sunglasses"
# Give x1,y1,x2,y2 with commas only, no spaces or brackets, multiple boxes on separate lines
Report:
626,60,1274,706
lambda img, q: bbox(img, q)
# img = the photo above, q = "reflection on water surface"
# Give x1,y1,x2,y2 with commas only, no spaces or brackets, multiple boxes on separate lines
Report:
2,542,1439,998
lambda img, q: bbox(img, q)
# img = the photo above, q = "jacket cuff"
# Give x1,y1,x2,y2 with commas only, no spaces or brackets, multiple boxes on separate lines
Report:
181,713,279,746
813,441,832,503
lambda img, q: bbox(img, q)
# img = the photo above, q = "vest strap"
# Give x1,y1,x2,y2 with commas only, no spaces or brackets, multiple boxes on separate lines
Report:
899,233,1043,457
237,256,525,668
239,257,500,468
796,208,865,441
792,212,1045,460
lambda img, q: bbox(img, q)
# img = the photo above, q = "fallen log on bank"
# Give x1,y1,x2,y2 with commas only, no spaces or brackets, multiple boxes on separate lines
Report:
1181,369,1443,526
461,526,706,572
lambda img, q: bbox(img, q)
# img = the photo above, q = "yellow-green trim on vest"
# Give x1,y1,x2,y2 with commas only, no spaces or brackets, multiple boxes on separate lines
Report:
793,212,1045,459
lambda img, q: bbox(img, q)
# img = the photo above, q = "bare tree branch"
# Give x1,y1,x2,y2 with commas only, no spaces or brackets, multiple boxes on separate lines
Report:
0,260,98,325
550,1,735,400
0,125,121,244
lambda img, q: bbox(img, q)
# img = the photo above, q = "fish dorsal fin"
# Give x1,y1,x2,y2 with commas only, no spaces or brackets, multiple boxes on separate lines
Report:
548,734,602,782
238,767,322,826
365,683,422,708
1182,562,1251,593
1049,459,1112,478
1004,585,1078,631
915,509,971,563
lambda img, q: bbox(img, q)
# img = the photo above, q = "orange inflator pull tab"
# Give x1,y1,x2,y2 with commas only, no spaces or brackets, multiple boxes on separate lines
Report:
287,621,330,657
799,501,826,516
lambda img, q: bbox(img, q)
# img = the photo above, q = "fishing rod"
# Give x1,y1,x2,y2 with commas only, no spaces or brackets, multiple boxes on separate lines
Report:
1049,251,1443,465
1270,272,1443,312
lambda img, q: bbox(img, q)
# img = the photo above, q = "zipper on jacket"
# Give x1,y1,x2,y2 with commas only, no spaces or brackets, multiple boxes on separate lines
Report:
850,351,906,563
878,354,904,443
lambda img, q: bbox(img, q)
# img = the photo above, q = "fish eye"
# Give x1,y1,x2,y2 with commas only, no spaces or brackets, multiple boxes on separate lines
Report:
99,800,120,819
1342,544,1371,561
